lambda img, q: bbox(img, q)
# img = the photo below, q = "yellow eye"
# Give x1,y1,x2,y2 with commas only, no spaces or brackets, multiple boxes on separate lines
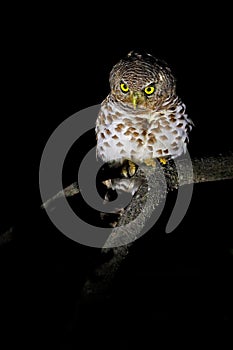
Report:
120,82,129,93
144,86,155,95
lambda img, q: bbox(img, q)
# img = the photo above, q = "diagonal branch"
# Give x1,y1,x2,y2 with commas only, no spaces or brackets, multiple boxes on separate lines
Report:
43,152,233,210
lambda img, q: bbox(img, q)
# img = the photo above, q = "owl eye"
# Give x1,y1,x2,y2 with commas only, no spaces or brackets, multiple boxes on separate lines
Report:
120,82,129,93
144,86,155,95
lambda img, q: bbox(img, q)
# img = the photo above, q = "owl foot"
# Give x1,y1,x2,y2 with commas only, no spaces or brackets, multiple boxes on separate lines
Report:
159,157,168,165
121,160,137,178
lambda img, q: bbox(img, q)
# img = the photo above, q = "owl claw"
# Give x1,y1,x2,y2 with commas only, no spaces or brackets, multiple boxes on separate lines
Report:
121,160,137,178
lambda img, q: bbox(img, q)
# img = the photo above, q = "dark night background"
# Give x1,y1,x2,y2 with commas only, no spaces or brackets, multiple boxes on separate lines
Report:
1,4,233,346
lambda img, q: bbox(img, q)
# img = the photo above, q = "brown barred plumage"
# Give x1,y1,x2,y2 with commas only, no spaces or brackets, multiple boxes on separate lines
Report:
96,50,193,166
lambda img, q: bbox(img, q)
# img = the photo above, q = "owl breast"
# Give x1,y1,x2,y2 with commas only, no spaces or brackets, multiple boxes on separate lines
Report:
96,96,192,165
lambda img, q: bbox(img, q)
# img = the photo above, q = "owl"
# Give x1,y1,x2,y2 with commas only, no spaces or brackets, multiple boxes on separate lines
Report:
96,50,193,171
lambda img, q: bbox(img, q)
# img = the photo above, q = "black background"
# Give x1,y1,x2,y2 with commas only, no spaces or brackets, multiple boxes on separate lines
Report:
1,4,233,346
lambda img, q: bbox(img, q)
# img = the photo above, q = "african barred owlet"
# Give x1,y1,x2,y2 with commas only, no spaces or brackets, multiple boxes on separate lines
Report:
96,50,193,169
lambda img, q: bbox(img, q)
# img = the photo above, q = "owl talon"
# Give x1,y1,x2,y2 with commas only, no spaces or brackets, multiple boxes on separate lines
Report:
121,160,137,178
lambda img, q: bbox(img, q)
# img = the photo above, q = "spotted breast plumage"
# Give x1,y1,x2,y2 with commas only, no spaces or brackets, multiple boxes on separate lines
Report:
96,50,193,167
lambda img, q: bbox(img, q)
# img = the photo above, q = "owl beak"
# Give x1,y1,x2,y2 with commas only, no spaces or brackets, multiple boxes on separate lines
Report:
132,94,138,109
131,92,141,109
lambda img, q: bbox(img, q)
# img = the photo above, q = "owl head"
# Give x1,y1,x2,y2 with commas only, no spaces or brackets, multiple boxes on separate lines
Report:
109,50,176,110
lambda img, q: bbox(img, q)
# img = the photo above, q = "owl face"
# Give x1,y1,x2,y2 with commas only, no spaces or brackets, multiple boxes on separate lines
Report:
109,51,176,110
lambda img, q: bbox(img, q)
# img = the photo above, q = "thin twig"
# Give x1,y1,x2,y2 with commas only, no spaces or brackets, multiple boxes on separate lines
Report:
41,182,79,210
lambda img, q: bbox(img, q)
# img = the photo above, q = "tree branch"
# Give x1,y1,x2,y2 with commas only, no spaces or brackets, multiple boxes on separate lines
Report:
1,152,233,301
80,152,233,299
